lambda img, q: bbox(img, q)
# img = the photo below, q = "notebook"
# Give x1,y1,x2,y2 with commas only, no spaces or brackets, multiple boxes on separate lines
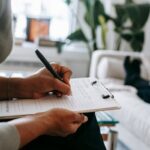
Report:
0,78,121,119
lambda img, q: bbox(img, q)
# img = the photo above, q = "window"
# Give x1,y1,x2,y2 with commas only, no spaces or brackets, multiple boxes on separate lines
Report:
11,0,77,41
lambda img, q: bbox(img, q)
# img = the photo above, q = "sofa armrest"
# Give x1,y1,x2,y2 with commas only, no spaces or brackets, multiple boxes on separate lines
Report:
89,50,149,80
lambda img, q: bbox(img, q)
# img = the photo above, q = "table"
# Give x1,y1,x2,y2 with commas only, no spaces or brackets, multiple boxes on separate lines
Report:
96,112,119,150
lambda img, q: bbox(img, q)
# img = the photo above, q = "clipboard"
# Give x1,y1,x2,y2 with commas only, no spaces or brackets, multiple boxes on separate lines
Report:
0,78,121,119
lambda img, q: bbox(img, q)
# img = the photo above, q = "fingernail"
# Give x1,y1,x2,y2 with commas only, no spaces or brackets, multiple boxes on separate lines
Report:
57,93,62,97
83,116,88,123
67,90,71,96
70,91,72,96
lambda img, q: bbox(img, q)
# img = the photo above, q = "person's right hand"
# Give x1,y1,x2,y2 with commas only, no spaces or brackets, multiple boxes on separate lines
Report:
9,64,72,99
35,108,88,137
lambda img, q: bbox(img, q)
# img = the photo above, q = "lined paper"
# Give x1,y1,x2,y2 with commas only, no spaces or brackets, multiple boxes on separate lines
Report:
0,78,120,119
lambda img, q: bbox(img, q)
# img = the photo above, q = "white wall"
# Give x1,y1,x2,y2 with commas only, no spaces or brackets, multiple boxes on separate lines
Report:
4,43,90,77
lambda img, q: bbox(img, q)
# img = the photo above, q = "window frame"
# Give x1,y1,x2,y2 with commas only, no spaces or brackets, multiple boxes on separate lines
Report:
11,0,79,41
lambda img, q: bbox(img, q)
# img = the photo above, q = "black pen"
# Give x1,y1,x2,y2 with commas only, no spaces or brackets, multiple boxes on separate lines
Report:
35,49,63,82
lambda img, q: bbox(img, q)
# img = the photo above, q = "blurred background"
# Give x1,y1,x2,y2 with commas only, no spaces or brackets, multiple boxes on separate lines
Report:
1,0,149,78
1,1,150,149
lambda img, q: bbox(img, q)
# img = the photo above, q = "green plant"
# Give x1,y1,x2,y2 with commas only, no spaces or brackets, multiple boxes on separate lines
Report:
65,0,150,55
107,0,150,51
65,0,108,57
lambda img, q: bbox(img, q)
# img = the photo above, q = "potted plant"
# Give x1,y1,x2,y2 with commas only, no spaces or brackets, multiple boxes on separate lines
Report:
65,0,108,58
65,0,150,56
107,0,150,51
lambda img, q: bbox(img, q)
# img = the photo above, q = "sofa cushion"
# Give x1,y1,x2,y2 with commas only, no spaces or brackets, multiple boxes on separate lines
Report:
110,91,150,147
101,78,150,147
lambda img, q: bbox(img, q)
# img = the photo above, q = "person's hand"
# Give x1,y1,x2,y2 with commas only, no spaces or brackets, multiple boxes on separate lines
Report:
35,108,88,137
9,108,88,148
11,64,72,99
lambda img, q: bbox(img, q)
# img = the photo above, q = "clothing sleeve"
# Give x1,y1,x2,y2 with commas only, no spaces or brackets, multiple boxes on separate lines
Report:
0,122,20,150
0,0,13,63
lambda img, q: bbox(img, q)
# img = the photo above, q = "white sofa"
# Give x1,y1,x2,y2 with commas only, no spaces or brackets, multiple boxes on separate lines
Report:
90,50,150,150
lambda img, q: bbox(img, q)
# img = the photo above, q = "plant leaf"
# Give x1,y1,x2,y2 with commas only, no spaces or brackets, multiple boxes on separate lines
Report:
131,32,144,51
94,0,106,26
137,4,150,29
126,3,150,30
121,31,144,51
83,0,106,28
84,11,94,28
98,15,108,49
67,29,88,42
64,0,71,5
121,32,132,42
114,5,128,26
131,38,143,52
125,0,134,4
81,0,95,11
83,0,95,29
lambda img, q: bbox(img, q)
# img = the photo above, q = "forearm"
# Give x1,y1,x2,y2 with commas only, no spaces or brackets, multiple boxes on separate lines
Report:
9,77,32,99
9,108,87,148
9,115,48,148
0,77,32,100
0,77,8,99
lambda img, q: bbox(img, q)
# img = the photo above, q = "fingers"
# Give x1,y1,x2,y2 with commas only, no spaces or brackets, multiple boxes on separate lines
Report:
43,108,88,137
32,92,46,99
51,64,72,85
53,91,62,97
33,64,72,96
53,79,71,95
72,113,88,124
60,67,72,85
68,113,88,134
54,66,72,95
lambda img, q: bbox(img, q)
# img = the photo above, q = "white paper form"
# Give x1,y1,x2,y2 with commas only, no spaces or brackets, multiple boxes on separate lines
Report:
0,78,121,119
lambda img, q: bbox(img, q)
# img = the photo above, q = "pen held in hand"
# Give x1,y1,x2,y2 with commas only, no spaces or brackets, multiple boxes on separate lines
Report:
35,49,71,96
35,49,63,82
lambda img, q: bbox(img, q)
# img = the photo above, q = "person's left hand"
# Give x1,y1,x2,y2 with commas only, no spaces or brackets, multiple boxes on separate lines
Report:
12,64,72,99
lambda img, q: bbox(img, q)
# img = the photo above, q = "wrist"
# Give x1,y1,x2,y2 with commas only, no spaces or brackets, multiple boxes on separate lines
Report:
34,112,53,135
9,115,47,148
9,77,32,99
0,77,9,99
